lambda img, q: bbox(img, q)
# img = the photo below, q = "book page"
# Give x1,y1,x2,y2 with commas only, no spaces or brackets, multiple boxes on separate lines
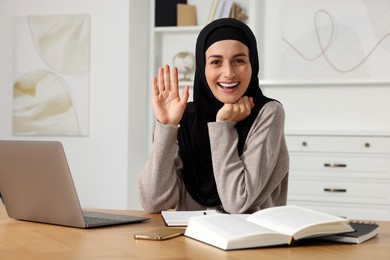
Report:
198,215,279,239
246,205,348,236
185,214,291,250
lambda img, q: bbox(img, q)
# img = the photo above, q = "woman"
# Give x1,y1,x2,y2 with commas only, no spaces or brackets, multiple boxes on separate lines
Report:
139,18,289,214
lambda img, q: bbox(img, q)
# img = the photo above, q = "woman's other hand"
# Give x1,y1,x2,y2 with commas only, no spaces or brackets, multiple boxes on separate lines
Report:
216,96,254,122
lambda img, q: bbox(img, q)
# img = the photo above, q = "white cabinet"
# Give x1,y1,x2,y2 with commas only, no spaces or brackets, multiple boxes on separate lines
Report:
286,134,390,220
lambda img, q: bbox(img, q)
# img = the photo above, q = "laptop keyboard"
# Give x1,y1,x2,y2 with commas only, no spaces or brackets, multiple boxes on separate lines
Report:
84,216,121,225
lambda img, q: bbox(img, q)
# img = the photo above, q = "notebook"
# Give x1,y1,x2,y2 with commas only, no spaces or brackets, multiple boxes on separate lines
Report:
319,221,379,244
0,140,149,228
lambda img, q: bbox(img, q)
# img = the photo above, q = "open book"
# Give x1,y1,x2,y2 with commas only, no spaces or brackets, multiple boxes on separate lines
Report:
184,205,354,250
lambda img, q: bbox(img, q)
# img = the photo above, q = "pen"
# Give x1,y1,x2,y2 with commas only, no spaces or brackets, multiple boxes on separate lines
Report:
216,207,230,214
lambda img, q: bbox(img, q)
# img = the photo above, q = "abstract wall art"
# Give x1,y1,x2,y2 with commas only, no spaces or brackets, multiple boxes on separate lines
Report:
279,0,390,81
13,14,90,136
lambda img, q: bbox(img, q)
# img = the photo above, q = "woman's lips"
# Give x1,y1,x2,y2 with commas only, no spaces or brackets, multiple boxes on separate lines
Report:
218,82,239,93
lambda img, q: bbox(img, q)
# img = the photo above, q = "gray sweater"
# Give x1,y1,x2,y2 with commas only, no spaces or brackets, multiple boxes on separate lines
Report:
139,101,289,214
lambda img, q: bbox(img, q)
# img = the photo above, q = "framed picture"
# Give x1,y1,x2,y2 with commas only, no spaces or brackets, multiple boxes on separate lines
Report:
13,14,90,136
261,0,390,84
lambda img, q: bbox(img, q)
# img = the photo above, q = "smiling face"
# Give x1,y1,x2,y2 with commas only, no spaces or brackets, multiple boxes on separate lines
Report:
205,40,252,104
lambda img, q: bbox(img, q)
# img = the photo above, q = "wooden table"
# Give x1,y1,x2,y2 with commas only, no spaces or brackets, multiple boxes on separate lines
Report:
1,204,389,259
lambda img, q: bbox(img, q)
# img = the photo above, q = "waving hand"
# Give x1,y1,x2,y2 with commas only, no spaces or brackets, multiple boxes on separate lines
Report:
152,65,189,126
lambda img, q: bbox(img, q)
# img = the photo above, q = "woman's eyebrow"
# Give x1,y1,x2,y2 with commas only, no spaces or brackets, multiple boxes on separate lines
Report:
206,53,248,60
206,54,223,60
233,53,248,58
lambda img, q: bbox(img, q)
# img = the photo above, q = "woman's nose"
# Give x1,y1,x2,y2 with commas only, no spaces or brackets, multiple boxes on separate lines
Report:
223,64,235,79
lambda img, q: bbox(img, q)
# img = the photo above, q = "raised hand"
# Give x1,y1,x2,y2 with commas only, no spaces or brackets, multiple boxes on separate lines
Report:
152,64,189,126
216,96,254,122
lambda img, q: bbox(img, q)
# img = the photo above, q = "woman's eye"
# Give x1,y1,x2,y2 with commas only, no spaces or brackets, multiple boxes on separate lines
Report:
233,58,246,64
210,59,221,65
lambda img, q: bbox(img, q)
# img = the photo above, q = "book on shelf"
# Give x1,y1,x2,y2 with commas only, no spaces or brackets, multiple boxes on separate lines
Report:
207,0,234,23
319,221,379,244
177,4,196,26
207,0,219,23
161,209,222,227
155,0,187,27
184,205,354,250
220,0,233,19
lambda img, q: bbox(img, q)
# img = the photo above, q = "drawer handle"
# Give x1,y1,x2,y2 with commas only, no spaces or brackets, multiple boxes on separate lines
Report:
324,163,347,168
324,188,347,193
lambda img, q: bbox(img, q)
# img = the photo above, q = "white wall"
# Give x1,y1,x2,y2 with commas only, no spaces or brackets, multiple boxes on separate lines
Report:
128,1,149,210
0,0,149,210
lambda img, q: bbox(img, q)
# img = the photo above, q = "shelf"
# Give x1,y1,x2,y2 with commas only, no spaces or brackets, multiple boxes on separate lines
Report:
154,26,202,33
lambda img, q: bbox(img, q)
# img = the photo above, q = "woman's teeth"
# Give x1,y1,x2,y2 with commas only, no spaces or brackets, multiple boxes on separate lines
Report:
218,82,239,88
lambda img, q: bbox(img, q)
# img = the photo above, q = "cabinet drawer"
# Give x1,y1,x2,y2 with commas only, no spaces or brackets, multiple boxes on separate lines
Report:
290,154,390,178
286,135,390,154
288,180,390,205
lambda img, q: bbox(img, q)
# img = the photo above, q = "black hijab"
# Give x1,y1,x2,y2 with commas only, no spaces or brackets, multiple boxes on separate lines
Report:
177,18,272,207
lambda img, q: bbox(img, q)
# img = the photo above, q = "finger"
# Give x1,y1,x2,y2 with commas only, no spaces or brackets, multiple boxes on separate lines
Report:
249,97,255,108
152,76,159,96
244,97,253,116
171,66,179,93
158,67,165,92
163,64,171,91
225,103,234,113
239,96,252,111
242,96,251,110
236,97,246,112
180,85,190,104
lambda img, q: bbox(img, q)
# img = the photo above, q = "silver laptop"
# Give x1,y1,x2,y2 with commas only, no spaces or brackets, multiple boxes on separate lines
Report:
0,140,149,228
